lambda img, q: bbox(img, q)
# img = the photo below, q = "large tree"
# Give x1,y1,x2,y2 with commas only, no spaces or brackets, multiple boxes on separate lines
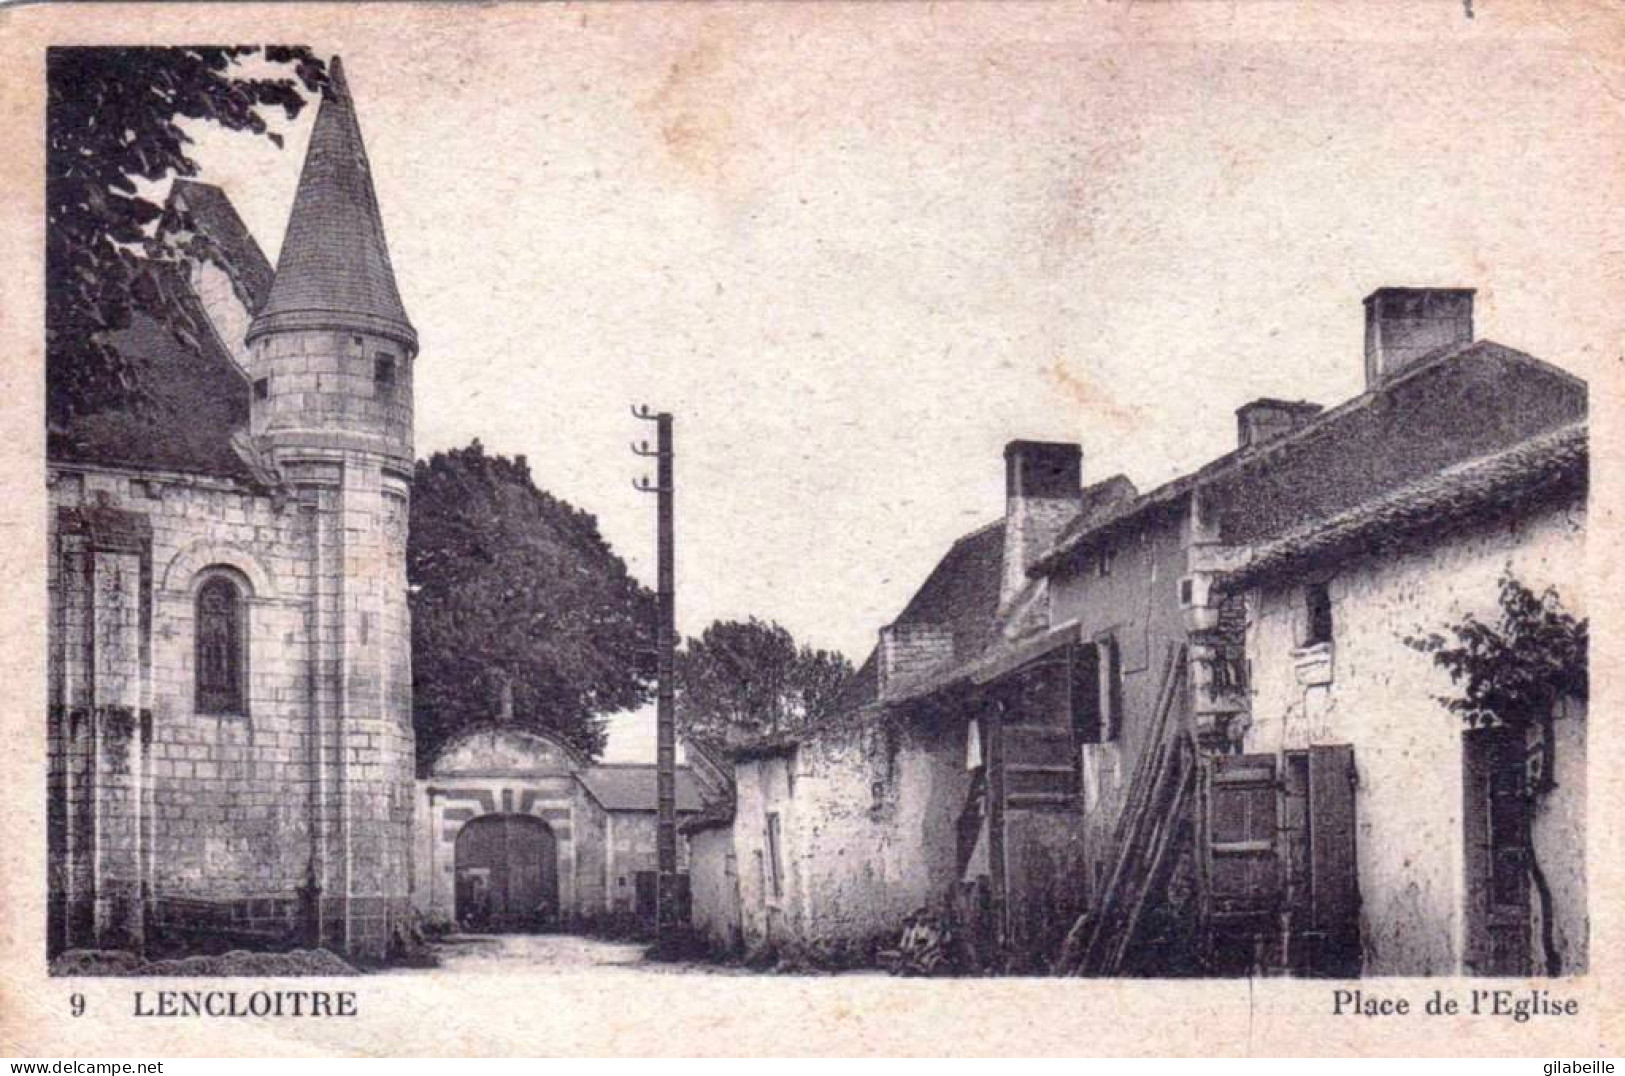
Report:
410,441,655,765
675,618,854,749
47,46,325,425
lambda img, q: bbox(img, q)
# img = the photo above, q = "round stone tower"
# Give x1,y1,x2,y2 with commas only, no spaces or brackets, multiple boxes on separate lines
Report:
244,56,416,959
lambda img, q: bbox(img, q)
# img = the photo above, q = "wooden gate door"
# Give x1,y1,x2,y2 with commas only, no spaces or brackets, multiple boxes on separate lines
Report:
456,814,559,931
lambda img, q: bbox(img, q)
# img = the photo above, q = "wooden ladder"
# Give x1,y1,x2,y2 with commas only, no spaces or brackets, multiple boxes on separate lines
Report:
1062,641,1193,976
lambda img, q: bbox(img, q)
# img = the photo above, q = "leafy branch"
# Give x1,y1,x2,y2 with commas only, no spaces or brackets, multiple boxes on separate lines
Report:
1403,571,1586,976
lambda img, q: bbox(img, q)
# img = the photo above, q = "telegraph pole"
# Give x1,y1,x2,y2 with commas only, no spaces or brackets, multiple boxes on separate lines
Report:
632,406,678,937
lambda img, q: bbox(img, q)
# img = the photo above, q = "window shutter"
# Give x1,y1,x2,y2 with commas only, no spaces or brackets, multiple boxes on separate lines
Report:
1097,636,1123,741
1202,754,1280,916
1070,643,1102,743
1307,744,1359,938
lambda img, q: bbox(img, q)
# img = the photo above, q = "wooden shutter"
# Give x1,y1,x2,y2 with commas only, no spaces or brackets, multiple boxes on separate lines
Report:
1307,744,1359,938
1097,636,1123,741
1203,754,1281,917
1070,643,1102,743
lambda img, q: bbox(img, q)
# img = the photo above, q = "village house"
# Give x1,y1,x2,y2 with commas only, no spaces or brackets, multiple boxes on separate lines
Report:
1026,289,1588,976
47,59,420,961
1210,413,1587,977
687,286,1589,977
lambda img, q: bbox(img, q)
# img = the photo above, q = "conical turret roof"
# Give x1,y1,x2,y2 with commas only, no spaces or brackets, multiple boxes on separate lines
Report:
247,57,417,353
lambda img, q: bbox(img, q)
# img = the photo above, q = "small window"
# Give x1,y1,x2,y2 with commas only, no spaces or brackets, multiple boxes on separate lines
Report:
1098,547,1115,578
1179,578,1195,606
1304,582,1333,646
196,573,246,714
374,354,396,392
253,377,269,400
765,812,784,899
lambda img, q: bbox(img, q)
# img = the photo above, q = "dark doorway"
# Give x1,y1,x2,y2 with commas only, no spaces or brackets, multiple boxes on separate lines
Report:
632,870,692,925
1464,726,1532,975
455,814,559,932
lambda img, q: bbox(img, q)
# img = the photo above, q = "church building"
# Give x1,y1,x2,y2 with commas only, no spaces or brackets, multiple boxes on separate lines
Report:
47,58,418,962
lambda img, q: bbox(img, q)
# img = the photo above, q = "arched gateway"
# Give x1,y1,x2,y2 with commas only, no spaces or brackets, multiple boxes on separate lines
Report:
414,724,709,930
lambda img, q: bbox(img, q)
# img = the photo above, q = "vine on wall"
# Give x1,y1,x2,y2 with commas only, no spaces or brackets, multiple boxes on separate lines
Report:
1404,572,1587,976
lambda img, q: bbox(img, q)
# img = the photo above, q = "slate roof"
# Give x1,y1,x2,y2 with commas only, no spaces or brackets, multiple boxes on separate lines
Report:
1033,341,1588,575
578,765,706,813
169,179,274,311
247,57,417,352
48,263,257,483
1218,422,1588,592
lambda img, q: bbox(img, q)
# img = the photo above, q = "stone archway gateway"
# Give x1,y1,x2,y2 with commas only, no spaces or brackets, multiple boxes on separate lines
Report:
455,814,559,932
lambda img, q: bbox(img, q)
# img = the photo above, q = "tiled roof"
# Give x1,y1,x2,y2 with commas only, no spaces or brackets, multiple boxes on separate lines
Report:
48,263,257,483
578,765,705,813
1034,341,1587,574
1218,422,1588,592
169,180,274,311
247,57,416,352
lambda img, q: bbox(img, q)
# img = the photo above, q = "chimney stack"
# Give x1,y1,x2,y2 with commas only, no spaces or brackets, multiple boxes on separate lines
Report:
1363,287,1475,387
1235,398,1323,450
877,623,956,700
1001,440,1083,606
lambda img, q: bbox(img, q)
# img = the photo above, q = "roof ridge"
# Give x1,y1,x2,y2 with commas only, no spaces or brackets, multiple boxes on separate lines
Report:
1033,339,1585,572
1222,420,1588,590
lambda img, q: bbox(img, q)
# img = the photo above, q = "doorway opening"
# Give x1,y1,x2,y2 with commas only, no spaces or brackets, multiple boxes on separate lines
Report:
455,813,559,932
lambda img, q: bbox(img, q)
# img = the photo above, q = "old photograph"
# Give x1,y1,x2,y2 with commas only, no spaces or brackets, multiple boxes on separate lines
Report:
9,0,1622,1057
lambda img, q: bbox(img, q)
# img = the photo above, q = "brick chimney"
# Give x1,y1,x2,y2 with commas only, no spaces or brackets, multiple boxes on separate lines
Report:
878,623,956,699
1363,287,1475,387
1001,440,1083,606
1235,398,1323,450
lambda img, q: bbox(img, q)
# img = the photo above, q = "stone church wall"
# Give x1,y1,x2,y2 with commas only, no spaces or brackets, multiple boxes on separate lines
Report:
48,465,318,949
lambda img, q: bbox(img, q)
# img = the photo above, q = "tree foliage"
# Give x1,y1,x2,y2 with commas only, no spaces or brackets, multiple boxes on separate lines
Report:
47,46,326,424
675,618,854,749
1405,573,1588,734
410,441,655,766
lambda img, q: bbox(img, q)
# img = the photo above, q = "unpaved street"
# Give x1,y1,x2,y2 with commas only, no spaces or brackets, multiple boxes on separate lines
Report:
387,933,752,976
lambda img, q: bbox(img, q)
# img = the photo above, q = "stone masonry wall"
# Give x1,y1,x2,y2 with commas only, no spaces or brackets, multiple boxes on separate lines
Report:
687,826,741,954
732,755,796,957
248,329,413,466
727,715,970,963
48,465,319,949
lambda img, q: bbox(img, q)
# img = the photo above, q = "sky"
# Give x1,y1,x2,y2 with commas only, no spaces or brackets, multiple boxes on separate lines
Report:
172,4,1623,758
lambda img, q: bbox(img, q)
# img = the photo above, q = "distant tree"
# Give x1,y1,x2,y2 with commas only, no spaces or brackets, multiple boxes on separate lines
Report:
410,441,655,765
47,46,326,425
675,618,854,749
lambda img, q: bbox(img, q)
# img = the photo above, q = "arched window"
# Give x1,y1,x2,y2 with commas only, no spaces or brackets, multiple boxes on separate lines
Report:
196,573,246,714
